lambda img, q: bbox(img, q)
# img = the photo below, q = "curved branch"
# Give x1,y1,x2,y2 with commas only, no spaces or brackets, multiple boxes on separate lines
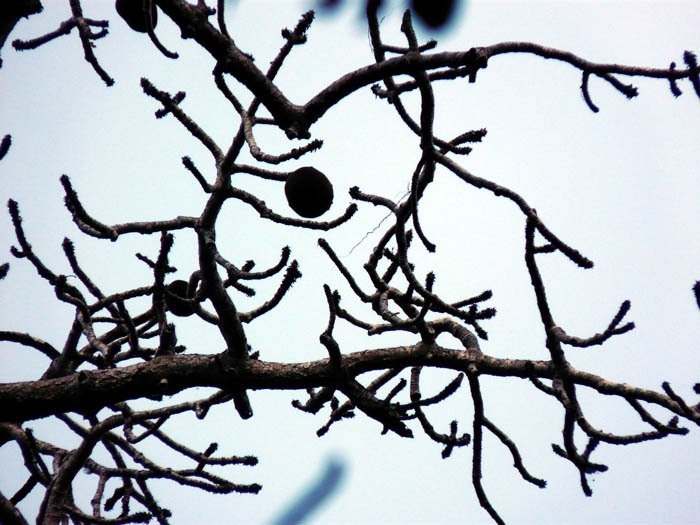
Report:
226,187,357,230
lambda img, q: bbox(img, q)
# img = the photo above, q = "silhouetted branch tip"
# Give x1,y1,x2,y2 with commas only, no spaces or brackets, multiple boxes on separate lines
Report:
0,134,11,160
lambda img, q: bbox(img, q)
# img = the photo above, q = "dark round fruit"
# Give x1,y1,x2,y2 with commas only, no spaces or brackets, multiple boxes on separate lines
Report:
284,167,334,218
115,0,157,33
410,0,455,29
165,280,195,317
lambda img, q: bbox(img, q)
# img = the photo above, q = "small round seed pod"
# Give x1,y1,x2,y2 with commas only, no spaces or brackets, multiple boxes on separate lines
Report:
164,280,194,317
284,166,334,218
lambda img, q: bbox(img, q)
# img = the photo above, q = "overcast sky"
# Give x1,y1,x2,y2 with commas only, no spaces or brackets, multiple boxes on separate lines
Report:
1,1,699,524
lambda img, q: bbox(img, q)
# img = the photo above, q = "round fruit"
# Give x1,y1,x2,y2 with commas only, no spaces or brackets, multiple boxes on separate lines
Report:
164,280,195,317
115,0,157,33
284,167,334,218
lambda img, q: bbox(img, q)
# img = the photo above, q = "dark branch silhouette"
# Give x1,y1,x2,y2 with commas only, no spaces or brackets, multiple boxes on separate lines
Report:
0,1,698,524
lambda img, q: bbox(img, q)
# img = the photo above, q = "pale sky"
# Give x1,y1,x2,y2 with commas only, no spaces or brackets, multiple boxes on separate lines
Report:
1,1,699,524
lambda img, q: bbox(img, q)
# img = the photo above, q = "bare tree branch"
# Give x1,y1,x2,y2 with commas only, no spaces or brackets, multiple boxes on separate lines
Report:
1,2,697,523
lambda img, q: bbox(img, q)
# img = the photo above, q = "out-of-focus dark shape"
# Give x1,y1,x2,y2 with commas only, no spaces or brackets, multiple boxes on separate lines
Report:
271,456,347,525
318,0,344,11
0,0,42,67
693,281,700,310
411,0,456,29
316,0,382,14
315,0,463,33
285,166,334,218
115,0,157,33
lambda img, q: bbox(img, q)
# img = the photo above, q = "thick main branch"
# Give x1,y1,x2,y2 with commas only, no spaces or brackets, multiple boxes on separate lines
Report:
0,346,690,424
